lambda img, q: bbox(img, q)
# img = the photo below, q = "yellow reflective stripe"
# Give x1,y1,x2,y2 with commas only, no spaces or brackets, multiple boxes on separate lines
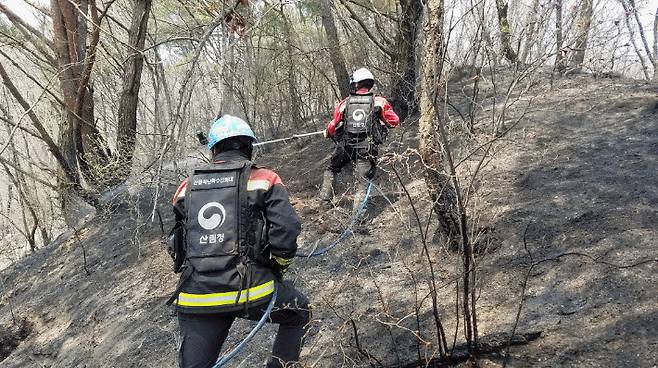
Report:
175,280,275,307
247,179,271,191
273,255,293,266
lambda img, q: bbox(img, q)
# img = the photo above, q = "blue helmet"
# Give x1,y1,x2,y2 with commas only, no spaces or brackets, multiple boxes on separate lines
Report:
207,115,256,150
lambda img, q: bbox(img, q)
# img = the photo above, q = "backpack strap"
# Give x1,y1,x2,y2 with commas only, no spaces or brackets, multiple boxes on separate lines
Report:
233,161,256,315
166,264,193,305
236,161,252,257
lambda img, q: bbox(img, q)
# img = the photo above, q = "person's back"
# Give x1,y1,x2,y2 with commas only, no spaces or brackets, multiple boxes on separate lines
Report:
320,68,400,212
168,115,309,368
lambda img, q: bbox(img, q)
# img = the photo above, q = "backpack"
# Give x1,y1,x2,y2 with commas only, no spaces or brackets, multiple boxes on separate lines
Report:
341,93,389,147
166,161,277,308
344,93,375,136
184,161,254,273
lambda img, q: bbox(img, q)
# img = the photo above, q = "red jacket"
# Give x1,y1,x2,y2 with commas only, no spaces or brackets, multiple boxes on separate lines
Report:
326,88,400,137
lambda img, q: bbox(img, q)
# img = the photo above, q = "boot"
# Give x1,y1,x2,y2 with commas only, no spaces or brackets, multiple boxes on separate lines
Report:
319,170,336,209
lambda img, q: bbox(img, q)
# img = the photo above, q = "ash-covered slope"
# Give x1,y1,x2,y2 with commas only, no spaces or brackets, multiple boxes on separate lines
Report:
1,73,656,368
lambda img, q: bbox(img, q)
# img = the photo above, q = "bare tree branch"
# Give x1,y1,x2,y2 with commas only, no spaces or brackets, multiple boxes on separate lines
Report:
0,4,56,66
619,0,652,80
337,0,395,57
0,104,42,140
0,155,58,190
0,61,78,185
0,3,55,50
626,0,655,65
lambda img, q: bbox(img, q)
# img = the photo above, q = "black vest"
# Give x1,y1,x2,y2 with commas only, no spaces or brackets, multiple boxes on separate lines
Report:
185,161,252,273
169,161,276,313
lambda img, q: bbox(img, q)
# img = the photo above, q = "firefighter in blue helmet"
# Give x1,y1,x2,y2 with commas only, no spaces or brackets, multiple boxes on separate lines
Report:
168,115,310,368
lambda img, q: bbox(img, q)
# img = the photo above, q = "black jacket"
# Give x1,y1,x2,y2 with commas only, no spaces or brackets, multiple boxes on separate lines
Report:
170,151,301,313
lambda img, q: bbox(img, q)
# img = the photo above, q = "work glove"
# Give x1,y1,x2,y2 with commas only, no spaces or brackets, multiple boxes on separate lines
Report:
271,255,294,279
323,129,330,138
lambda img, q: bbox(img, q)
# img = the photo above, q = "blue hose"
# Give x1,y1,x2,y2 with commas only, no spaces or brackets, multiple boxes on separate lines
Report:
212,283,278,368
297,182,372,258
211,183,370,364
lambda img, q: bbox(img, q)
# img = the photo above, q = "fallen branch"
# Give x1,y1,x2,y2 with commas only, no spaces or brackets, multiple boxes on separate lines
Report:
400,331,542,367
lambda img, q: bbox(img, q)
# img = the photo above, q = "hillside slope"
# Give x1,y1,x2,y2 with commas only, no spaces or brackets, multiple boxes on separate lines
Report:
0,74,656,367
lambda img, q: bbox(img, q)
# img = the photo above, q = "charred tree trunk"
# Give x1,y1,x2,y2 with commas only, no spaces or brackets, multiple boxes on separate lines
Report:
421,0,477,354
419,0,460,247
51,0,88,186
320,0,350,98
495,0,518,62
116,0,152,182
570,0,594,72
51,0,111,215
419,2,452,354
390,0,422,122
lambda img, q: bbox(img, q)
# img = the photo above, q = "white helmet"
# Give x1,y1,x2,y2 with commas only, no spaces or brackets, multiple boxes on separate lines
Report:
351,68,375,84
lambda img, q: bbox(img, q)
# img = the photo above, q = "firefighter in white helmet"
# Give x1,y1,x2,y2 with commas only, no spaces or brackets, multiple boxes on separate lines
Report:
320,68,400,213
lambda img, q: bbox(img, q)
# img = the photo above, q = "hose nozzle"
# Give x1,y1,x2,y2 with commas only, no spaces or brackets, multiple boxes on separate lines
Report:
196,131,208,146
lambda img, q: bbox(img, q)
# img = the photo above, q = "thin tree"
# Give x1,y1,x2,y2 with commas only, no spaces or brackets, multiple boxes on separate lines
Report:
420,0,478,357
418,2,453,355
418,2,460,248
337,0,420,121
555,0,565,72
116,0,153,181
495,0,519,62
320,0,351,98
281,5,303,129
390,0,422,121
619,0,651,80
655,6,658,80
619,0,657,80
521,0,541,63
570,0,594,72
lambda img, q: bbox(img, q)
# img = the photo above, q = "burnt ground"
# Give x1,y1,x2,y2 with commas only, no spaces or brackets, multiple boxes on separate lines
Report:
0,73,656,368
474,77,658,367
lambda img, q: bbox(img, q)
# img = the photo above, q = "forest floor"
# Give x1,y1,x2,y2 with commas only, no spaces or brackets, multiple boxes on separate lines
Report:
0,72,656,368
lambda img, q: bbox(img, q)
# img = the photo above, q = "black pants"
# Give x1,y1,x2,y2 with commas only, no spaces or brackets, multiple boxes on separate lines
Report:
178,281,310,368
327,142,378,180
